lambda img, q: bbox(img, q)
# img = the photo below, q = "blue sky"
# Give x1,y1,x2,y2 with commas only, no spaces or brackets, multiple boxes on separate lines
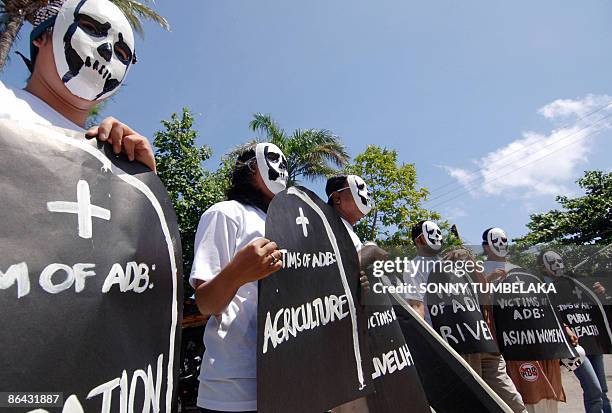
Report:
4,0,612,244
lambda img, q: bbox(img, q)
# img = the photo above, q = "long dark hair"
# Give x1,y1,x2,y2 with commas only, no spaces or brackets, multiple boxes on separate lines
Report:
226,144,270,213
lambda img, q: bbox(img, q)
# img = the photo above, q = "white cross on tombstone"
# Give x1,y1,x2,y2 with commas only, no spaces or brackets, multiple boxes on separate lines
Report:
572,285,583,301
295,207,309,237
47,180,111,239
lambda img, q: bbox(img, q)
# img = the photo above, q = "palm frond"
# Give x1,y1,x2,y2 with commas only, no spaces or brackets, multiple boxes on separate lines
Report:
110,0,170,34
247,114,348,184
289,129,348,167
223,139,259,161
250,113,286,145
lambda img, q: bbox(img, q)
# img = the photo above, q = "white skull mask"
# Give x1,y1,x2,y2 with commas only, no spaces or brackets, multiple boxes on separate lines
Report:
53,0,135,101
422,221,442,251
255,143,288,194
487,227,508,258
347,175,373,215
543,251,564,277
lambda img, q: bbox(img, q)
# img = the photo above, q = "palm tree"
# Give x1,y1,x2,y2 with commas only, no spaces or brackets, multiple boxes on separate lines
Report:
0,0,169,71
243,113,349,186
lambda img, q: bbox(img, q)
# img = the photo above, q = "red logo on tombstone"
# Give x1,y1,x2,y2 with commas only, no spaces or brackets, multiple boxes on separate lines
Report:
519,362,539,382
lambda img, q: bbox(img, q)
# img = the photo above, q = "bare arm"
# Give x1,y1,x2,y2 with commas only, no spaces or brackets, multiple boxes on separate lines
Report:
194,238,282,317
194,266,242,317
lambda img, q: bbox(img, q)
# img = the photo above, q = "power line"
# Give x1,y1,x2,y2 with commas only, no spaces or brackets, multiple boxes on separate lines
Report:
426,100,612,200
426,118,612,211
426,111,612,204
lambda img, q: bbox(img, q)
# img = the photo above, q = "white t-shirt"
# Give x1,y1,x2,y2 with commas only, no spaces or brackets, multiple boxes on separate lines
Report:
403,255,438,325
189,200,266,412
341,217,363,252
0,80,82,130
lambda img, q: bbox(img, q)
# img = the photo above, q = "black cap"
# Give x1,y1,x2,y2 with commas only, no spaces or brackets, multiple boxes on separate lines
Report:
482,227,494,245
411,220,427,244
325,175,348,198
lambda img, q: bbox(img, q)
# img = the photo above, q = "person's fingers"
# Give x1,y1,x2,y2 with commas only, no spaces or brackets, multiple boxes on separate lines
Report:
85,125,99,139
265,250,282,266
122,136,136,161
270,250,282,261
361,278,370,291
119,121,135,136
97,117,116,141
261,241,279,255
269,260,283,273
251,238,269,249
132,137,156,171
109,122,124,154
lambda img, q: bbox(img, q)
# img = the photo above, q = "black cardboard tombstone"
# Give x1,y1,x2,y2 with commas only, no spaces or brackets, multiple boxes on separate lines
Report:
360,245,430,413
259,186,372,413
386,276,511,413
0,121,183,412
493,270,576,360
426,270,498,354
552,275,612,355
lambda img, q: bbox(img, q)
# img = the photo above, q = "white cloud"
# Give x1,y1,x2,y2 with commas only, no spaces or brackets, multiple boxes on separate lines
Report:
538,94,611,119
445,206,467,220
443,166,473,190
441,94,612,199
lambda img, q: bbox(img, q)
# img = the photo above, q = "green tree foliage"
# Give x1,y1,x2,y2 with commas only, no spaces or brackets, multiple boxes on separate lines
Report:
154,108,229,293
506,242,612,278
517,171,612,247
247,113,349,185
346,145,439,246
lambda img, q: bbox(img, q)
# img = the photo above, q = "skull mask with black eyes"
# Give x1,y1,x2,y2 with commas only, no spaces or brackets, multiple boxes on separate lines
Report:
422,220,442,251
52,0,135,101
486,227,508,258
255,143,288,194
347,175,373,215
543,251,565,277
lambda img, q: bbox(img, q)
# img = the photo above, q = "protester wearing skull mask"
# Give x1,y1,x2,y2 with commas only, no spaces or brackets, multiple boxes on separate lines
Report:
190,143,287,413
539,251,611,413
402,220,443,323
540,251,605,297
326,174,376,413
326,174,373,253
0,0,156,171
482,227,517,282
483,230,566,413
442,248,527,413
